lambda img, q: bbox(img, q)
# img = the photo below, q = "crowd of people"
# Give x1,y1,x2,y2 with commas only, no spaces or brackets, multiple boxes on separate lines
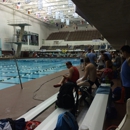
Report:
54,45,130,103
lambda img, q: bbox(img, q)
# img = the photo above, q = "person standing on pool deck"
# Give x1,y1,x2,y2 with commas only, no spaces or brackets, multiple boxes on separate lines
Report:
120,45,130,101
53,61,80,87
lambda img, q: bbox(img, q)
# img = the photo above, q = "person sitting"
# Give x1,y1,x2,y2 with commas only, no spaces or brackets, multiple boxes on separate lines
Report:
97,51,105,70
53,61,80,87
113,51,121,69
77,57,99,94
97,53,114,85
97,53,113,77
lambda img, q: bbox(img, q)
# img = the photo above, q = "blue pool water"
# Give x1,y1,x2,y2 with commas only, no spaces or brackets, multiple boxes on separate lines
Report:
0,58,79,90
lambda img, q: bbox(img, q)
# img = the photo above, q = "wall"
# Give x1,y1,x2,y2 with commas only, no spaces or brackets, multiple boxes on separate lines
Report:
0,4,100,53
44,40,106,47
49,24,96,33
0,4,51,52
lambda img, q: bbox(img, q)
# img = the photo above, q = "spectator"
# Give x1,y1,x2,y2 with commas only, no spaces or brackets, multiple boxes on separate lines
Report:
104,51,112,60
120,45,130,101
97,51,105,70
77,57,99,94
80,51,85,71
87,49,97,66
113,51,121,68
97,53,113,80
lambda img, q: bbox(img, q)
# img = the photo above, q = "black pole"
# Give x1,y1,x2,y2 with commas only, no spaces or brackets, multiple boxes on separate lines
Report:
12,48,23,89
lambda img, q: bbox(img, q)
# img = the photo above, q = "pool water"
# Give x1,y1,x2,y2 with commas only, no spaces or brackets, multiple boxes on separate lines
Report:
0,58,79,90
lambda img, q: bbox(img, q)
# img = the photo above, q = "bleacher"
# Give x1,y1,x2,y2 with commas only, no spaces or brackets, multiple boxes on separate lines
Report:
17,83,111,130
46,30,102,41
67,30,101,41
40,45,69,50
47,31,69,40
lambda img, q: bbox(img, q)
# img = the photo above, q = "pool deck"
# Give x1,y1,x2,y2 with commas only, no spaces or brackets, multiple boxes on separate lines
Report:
0,66,126,129
0,66,84,121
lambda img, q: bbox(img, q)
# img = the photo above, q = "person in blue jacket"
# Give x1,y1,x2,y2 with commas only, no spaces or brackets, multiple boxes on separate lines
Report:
120,45,130,101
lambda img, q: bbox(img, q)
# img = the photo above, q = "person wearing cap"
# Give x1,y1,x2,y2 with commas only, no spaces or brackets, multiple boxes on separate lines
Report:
53,61,80,87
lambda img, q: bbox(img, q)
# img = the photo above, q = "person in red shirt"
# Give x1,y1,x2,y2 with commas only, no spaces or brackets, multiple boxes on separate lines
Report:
53,61,80,87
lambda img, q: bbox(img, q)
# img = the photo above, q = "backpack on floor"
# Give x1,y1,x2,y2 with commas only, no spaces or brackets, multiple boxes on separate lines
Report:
25,121,41,130
54,111,79,130
56,82,78,110
80,86,94,106
112,87,121,101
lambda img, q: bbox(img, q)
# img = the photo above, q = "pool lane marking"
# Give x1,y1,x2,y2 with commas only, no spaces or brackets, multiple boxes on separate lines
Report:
0,64,65,82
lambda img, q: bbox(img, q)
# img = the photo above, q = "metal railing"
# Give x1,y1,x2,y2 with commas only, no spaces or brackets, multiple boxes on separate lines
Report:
7,19,29,25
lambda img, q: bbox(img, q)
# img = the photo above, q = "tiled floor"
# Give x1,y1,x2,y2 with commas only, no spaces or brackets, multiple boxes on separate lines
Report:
0,66,126,130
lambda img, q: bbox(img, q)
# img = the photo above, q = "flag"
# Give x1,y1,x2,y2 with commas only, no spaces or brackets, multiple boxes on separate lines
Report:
28,10,31,14
17,2,21,9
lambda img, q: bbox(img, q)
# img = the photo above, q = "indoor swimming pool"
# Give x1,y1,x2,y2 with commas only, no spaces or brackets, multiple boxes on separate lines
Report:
0,58,79,90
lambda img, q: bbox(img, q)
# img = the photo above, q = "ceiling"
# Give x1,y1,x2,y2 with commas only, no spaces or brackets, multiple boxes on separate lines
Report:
1,0,89,27
72,0,130,49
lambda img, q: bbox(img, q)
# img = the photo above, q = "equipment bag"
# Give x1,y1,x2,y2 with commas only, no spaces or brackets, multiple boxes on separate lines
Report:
54,111,79,130
56,82,78,110
112,87,122,101
80,86,94,106
25,121,41,130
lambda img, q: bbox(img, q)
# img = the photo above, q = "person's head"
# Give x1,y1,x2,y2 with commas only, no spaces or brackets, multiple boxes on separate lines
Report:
102,54,110,61
91,49,95,53
115,50,119,56
120,45,130,58
88,49,91,53
84,57,90,65
100,50,105,55
66,61,72,69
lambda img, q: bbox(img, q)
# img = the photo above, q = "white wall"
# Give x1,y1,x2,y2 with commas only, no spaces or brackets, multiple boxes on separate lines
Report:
49,24,96,33
44,40,105,47
0,4,51,51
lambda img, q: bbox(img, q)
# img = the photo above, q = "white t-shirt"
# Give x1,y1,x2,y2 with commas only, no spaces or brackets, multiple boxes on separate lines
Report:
98,55,104,66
